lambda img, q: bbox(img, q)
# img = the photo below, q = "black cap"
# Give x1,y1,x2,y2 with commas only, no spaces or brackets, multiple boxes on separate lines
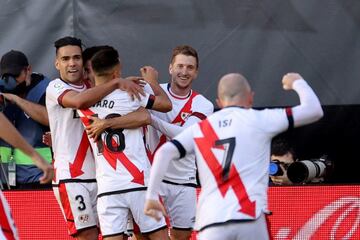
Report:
0,50,29,77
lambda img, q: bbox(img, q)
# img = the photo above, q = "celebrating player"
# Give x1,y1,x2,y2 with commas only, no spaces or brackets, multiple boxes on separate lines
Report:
46,36,143,240
77,47,171,240
145,73,323,240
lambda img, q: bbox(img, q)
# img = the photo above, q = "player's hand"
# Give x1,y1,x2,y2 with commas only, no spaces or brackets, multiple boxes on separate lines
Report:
86,116,108,142
117,77,145,101
32,154,54,184
144,199,167,221
282,73,303,90
140,66,159,85
42,131,52,147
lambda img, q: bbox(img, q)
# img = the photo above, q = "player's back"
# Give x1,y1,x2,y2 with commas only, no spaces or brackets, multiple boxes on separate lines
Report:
78,89,151,195
192,106,289,230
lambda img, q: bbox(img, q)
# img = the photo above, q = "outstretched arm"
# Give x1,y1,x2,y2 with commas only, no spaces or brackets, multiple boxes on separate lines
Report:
144,141,179,220
282,73,324,127
0,113,53,183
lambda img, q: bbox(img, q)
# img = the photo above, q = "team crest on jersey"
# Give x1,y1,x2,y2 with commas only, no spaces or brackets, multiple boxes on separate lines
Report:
181,112,191,121
78,214,89,223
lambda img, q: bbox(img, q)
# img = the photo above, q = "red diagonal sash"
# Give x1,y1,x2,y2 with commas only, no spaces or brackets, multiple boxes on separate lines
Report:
151,91,199,159
79,109,144,185
194,119,256,217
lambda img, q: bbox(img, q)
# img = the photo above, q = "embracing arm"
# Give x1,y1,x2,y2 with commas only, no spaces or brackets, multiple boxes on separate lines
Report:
86,107,151,141
61,78,144,109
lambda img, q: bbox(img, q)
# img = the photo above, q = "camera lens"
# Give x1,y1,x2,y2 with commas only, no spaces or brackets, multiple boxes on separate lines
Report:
269,161,283,176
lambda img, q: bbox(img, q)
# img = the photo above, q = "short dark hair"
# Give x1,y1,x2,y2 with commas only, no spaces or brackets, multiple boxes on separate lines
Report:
271,137,295,158
54,36,82,54
91,46,120,76
83,46,113,64
170,45,199,69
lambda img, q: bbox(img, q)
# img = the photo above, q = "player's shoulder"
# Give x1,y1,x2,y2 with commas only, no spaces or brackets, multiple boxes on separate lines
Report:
192,92,214,112
46,78,65,92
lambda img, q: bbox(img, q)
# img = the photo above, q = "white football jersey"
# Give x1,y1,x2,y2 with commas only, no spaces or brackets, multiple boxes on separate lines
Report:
77,89,155,196
146,83,214,184
46,78,96,183
171,106,291,230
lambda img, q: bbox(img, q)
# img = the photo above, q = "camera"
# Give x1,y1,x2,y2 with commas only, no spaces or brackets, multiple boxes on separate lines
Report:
269,160,285,176
286,155,332,183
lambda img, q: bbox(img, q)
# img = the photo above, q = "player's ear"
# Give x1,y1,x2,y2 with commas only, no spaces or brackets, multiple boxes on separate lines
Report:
247,91,254,107
216,98,223,109
168,63,173,75
55,58,59,71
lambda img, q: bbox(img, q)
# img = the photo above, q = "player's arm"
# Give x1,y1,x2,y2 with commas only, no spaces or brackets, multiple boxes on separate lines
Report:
145,127,194,220
144,141,181,220
61,77,144,109
150,103,212,138
0,113,53,183
1,93,49,126
282,73,324,127
86,107,151,141
140,66,172,112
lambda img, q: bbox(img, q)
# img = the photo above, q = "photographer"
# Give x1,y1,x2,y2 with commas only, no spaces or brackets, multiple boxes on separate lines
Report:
270,137,332,185
270,138,296,185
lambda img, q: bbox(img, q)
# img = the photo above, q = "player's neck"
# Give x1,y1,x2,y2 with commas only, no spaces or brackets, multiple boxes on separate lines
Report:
95,77,110,86
170,84,191,97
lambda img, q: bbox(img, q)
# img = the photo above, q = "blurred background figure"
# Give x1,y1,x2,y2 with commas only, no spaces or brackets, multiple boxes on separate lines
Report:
0,50,52,189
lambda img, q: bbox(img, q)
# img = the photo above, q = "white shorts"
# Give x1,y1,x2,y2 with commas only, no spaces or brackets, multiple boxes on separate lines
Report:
159,182,196,230
97,190,167,237
198,213,270,240
0,191,18,240
53,182,98,236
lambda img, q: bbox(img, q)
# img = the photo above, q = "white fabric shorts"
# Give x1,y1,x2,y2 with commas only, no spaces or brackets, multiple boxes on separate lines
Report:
97,190,167,237
198,213,270,240
159,182,196,230
53,181,98,236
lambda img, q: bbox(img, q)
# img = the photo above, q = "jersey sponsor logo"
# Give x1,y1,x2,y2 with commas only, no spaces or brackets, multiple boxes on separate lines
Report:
194,119,256,218
275,196,360,239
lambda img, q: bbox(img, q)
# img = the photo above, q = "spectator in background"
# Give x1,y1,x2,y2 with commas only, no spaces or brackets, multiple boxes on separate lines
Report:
270,137,296,185
0,50,52,188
